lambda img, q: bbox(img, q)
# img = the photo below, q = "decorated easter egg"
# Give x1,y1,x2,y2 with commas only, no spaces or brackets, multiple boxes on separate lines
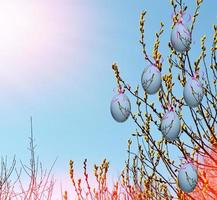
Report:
141,65,161,95
171,23,191,53
183,77,204,107
110,93,131,123
178,163,198,193
160,110,181,141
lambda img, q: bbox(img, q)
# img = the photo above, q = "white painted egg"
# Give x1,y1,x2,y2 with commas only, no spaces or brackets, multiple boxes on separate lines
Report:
183,77,204,107
110,93,131,123
141,65,161,95
160,110,181,141
171,23,191,53
178,163,198,193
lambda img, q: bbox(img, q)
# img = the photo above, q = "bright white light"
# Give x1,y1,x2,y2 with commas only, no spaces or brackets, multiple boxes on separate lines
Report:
0,0,89,98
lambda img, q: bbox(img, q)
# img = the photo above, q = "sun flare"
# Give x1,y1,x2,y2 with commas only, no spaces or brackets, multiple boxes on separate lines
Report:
0,1,51,60
0,1,88,98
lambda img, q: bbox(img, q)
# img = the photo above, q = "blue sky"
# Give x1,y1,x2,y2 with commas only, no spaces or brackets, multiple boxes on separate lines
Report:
0,0,216,198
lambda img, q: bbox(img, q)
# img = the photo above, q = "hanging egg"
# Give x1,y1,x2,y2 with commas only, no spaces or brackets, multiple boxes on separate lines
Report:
171,23,191,53
183,77,204,107
141,65,161,95
160,109,181,141
110,93,131,123
178,163,198,193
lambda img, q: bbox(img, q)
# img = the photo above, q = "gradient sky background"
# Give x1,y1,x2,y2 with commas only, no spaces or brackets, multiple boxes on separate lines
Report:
0,0,216,198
